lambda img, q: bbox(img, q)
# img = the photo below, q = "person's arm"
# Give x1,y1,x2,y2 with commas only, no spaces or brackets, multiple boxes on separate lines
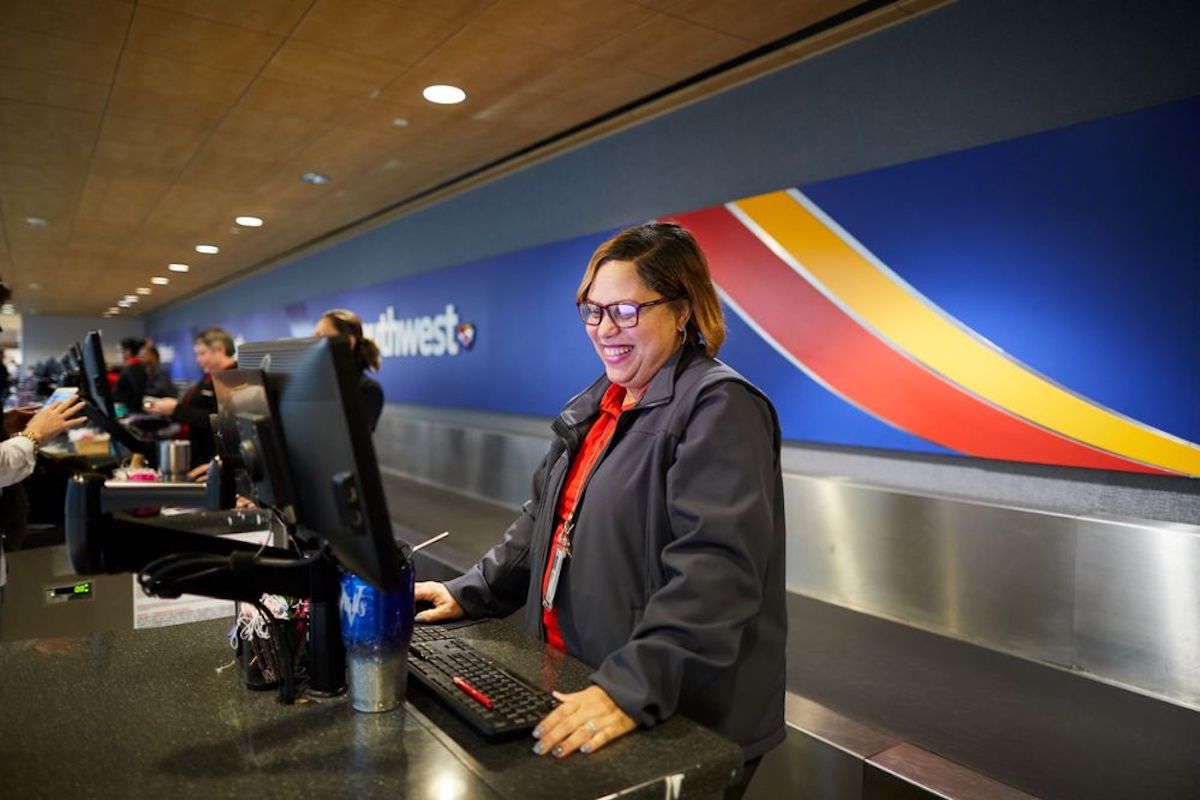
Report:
0,437,37,487
0,398,87,488
439,443,562,619
590,384,779,726
171,385,215,427
361,379,383,432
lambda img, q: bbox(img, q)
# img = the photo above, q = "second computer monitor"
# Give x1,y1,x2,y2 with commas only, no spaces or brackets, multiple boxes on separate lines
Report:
221,336,403,589
81,330,116,418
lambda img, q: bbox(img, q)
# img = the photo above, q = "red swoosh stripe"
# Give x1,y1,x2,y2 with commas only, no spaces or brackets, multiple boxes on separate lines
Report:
669,206,1173,474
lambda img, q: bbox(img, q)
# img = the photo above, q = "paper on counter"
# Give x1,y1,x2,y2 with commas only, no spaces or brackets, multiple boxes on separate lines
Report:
132,529,273,630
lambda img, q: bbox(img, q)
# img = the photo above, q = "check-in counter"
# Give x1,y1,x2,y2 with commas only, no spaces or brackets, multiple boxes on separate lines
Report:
0,616,742,799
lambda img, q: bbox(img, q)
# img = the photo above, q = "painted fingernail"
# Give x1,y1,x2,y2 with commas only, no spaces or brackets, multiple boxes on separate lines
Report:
532,726,542,738
551,745,564,757
580,744,592,754
532,741,545,755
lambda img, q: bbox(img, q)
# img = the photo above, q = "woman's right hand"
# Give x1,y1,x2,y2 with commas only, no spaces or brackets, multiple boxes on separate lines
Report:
24,397,87,443
414,581,465,623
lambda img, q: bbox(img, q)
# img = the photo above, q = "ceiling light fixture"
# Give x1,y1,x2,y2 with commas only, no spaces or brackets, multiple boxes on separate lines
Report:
151,276,169,285
235,216,264,227
136,287,151,295
25,217,48,228
168,263,190,273
195,244,219,254
422,84,467,105
392,117,409,127
117,300,132,308
28,282,41,290
300,172,331,185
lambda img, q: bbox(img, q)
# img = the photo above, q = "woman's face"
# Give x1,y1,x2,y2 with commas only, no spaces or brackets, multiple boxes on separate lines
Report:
314,316,356,349
584,259,687,395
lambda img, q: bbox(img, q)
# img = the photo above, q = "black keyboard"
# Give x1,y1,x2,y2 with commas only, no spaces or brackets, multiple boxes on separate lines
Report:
407,626,557,739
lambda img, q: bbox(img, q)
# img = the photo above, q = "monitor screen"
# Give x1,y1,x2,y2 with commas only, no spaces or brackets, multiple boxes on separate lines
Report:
220,336,402,589
81,330,115,418
59,343,84,390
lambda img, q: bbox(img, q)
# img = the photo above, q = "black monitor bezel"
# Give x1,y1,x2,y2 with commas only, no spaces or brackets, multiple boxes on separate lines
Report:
222,336,402,589
81,330,116,418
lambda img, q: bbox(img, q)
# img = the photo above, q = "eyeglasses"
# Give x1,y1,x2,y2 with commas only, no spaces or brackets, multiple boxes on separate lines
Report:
578,297,675,328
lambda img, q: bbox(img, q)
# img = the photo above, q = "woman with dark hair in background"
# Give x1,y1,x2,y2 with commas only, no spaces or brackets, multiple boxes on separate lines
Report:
112,337,147,415
313,309,384,432
414,223,786,798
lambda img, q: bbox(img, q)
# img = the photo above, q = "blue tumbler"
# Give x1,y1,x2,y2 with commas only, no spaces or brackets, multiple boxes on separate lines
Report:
339,567,415,712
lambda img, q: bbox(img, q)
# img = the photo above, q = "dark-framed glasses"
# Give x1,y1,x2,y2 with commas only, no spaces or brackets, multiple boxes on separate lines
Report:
578,297,675,328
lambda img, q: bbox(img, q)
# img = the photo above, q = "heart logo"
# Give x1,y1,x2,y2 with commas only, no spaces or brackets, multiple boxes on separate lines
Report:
455,322,476,350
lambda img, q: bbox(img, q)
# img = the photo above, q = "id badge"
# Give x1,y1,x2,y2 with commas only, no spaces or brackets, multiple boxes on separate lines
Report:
542,544,568,610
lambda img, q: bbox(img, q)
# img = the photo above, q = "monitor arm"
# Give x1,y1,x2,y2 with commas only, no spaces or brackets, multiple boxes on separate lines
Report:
81,402,156,460
63,471,345,695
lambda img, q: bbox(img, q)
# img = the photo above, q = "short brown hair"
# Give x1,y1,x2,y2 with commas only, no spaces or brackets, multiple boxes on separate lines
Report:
201,327,236,358
575,222,725,356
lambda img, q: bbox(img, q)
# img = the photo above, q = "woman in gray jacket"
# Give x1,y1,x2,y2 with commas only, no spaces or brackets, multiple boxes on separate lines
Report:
415,223,787,786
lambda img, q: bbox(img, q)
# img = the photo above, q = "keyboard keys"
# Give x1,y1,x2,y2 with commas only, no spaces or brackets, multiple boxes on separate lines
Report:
407,628,557,739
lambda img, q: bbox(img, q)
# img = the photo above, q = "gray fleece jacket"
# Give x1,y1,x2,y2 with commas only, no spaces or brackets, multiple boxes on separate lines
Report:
445,344,787,760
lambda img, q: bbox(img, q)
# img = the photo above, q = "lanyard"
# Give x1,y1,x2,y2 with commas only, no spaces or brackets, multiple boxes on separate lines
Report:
541,436,608,611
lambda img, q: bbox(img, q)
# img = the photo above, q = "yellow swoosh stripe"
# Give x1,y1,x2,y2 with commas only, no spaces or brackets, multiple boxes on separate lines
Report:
732,190,1200,476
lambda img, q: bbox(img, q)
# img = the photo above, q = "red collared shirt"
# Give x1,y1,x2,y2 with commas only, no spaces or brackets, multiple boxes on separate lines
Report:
541,382,628,651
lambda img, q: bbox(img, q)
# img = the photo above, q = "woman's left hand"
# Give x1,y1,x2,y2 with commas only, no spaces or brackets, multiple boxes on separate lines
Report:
532,685,636,759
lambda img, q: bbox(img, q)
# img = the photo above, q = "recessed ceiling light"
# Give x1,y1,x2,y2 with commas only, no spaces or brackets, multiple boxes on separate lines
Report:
422,84,467,105
392,117,409,127
136,287,151,295
195,244,219,254
168,263,190,273
25,217,47,228
28,282,41,290
151,276,169,285
117,300,132,308
300,172,331,185
235,216,263,227
107,307,119,313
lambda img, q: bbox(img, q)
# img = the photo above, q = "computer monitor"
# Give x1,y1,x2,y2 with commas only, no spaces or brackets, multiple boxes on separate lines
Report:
58,343,84,390
220,336,403,589
76,330,154,459
81,330,116,418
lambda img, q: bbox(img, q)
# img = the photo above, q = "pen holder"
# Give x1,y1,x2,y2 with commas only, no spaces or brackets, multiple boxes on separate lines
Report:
339,568,415,712
233,599,307,695
158,440,191,482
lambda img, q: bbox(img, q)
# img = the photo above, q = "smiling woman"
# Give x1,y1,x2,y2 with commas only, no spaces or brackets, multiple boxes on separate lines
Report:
414,223,787,796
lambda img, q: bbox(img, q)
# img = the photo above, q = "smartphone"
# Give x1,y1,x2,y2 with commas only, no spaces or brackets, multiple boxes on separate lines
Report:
45,386,80,405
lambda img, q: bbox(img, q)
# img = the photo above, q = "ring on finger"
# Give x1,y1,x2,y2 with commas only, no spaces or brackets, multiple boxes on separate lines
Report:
584,719,599,735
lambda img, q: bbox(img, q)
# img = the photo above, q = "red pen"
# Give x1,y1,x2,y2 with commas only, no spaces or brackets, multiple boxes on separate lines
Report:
452,676,494,709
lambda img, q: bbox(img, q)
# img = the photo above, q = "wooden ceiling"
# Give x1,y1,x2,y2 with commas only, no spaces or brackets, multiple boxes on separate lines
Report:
0,0,924,319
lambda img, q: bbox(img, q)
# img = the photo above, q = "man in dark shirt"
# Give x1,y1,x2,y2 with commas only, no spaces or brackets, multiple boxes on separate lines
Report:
139,344,176,399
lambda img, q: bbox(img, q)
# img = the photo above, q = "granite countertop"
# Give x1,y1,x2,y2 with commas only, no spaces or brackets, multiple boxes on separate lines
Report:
0,617,741,799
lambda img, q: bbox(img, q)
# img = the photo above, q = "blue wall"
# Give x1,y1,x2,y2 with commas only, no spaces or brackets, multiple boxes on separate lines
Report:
149,0,1200,339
